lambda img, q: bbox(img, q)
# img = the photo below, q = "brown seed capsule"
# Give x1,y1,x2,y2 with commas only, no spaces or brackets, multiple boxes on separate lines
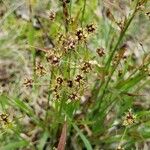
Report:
56,77,63,85
145,12,150,19
63,36,76,51
106,9,115,22
75,75,83,83
23,78,33,87
0,113,9,124
54,93,60,100
96,47,105,57
67,17,74,24
49,10,56,21
81,62,92,73
35,63,46,76
86,24,96,33
69,93,79,100
123,55,127,60
75,28,86,41
118,70,123,77
53,85,59,93
67,80,73,88
123,109,136,126
46,53,60,66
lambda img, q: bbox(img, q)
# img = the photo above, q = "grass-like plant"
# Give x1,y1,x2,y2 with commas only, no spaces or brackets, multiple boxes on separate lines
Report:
0,0,150,149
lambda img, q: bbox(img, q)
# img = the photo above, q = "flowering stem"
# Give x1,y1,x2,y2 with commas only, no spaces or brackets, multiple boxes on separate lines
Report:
61,0,69,32
117,127,128,149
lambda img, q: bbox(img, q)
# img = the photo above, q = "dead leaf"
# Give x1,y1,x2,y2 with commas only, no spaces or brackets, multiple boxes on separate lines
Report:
57,122,67,150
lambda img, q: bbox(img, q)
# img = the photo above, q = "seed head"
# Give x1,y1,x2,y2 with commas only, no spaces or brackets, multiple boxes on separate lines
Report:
53,85,59,93
86,24,96,33
75,28,87,41
49,10,56,21
118,70,123,77
122,109,137,126
0,113,9,125
67,17,74,24
96,47,105,57
56,77,64,85
46,53,60,66
67,80,73,88
145,12,150,19
35,63,46,76
81,62,92,73
23,78,33,87
63,36,76,51
69,92,79,100
53,93,60,100
75,74,83,84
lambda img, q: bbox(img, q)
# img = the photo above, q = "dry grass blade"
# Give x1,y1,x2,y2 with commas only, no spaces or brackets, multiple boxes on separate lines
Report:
57,122,67,150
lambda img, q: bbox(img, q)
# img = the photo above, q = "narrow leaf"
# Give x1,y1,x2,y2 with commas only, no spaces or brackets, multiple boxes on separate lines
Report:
73,123,92,150
57,122,67,150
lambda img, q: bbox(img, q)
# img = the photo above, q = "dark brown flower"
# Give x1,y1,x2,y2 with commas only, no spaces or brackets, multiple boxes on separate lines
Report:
123,109,136,126
75,28,87,41
35,63,46,76
96,47,105,57
46,53,60,65
81,62,92,73
67,80,73,88
49,10,56,21
86,24,96,33
53,85,59,93
0,113,9,124
63,36,76,51
75,74,83,83
118,70,123,77
69,93,79,100
23,78,33,87
57,77,63,85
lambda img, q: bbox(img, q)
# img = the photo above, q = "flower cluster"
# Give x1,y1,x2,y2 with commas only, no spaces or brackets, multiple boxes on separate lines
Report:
75,28,87,41
46,52,60,66
62,36,77,52
86,23,96,34
48,10,56,21
81,62,92,73
122,109,137,126
35,63,46,76
0,113,11,128
96,47,105,57
23,78,33,87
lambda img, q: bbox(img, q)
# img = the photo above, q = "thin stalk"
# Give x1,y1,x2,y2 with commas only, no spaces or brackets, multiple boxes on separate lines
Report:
28,0,36,88
61,0,69,32
81,0,87,28
117,127,128,149
45,67,54,124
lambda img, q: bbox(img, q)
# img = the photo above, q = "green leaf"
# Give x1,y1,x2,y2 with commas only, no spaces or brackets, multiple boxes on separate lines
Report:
1,140,28,150
37,131,49,150
12,98,33,116
116,73,145,91
72,123,92,150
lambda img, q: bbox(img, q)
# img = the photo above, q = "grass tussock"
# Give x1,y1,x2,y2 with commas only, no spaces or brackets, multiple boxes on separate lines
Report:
0,0,150,149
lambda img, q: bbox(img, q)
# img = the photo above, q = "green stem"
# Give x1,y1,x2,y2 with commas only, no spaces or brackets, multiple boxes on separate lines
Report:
81,0,86,28
117,127,128,149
